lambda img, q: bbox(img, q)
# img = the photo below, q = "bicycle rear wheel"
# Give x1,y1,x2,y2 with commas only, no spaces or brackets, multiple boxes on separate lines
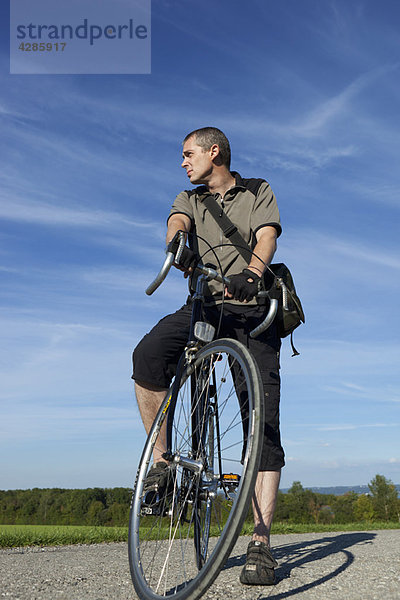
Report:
129,338,264,600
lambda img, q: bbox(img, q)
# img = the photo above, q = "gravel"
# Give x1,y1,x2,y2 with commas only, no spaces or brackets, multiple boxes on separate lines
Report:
1,530,399,600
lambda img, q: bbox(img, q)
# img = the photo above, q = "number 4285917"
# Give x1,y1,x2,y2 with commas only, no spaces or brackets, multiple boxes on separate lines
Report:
18,42,66,51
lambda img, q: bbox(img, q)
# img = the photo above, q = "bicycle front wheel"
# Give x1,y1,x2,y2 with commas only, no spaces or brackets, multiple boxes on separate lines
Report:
129,338,264,600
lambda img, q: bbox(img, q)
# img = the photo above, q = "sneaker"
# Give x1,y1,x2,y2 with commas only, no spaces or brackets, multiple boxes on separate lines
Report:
141,462,174,514
239,540,278,585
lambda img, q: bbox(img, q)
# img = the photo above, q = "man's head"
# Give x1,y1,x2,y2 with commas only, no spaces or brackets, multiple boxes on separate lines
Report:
181,127,231,185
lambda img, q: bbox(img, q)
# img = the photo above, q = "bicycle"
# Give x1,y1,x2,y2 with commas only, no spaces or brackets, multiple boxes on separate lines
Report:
128,232,286,600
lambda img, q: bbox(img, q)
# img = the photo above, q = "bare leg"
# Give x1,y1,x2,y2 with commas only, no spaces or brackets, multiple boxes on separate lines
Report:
135,380,169,464
251,469,281,546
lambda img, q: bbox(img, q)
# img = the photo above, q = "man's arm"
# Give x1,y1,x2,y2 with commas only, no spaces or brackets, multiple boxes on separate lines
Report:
225,226,278,301
166,213,192,244
166,213,195,277
246,225,277,277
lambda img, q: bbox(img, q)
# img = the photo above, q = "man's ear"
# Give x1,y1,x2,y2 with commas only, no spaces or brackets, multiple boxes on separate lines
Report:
210,143,223,165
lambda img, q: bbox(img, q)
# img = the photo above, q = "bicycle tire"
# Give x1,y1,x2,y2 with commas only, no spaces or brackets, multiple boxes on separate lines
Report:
128,338,264,600
192,366,215,570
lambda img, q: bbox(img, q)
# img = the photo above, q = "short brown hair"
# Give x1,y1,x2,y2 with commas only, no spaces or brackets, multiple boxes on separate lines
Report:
183,127,231,169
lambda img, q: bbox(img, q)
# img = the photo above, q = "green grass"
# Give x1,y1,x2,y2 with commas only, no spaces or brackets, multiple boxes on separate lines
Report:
0,524,128,548
268,521,400,535
1,521,399,548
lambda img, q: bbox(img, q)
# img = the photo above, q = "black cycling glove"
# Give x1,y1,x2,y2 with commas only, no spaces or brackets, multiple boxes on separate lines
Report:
177,246,197,271
226,268,261,302
167,235,197,272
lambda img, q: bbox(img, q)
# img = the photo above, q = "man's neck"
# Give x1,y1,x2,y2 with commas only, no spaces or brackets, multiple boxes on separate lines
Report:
205,170,236,198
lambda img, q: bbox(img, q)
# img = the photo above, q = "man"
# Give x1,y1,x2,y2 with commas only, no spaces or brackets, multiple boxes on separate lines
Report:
132,127,283,585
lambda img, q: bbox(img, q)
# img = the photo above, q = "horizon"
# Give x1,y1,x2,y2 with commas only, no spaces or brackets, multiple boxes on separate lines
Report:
1,0,399,490
2,480,400,494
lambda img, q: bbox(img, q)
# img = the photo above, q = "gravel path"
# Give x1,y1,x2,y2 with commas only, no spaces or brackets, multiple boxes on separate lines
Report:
1,530,399,600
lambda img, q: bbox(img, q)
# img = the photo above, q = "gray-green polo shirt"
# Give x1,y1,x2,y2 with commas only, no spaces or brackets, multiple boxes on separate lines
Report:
168,172,281,305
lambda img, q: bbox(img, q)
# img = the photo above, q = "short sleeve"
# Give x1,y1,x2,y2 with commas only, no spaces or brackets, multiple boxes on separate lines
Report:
250,182,282,237
167,191,194,225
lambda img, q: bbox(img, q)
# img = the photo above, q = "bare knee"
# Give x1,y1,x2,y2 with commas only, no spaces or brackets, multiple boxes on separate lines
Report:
135,379,167,393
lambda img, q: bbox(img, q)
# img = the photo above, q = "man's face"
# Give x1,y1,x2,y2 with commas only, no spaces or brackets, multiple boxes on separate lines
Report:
181,137,213,184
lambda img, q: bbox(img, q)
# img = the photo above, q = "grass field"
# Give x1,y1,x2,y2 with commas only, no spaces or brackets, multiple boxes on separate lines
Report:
0,524,128,548
1,521,399,548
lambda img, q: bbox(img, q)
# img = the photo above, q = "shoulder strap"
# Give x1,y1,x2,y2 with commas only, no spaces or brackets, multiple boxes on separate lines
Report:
200,177,267,260
201,194,252,262
202,193,303,355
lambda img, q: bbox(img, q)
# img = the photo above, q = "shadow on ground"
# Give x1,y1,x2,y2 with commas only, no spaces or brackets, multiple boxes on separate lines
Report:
224,532,376,599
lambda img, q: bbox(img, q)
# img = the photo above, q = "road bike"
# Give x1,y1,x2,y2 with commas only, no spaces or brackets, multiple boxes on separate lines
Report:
128,232,286,600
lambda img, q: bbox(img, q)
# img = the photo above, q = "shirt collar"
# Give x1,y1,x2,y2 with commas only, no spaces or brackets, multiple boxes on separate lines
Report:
195,172,245,201
231,171,246,189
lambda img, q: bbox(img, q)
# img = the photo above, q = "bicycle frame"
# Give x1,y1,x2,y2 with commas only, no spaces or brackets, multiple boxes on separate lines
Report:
165,273,214,467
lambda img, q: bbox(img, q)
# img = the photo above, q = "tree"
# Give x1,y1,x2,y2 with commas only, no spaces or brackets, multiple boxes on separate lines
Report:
87,500,107,525
332,492,357,523
353,494,374,521
273,490,289,521
107,502,129,526
368,474,399,521
105,488,131,507
284,481,313,523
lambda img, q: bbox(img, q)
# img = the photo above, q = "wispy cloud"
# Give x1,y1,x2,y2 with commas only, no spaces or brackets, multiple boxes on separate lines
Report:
236,143,358,173
1,121,172,190
0,102,22,117
0,315,134,401
315,423,400,432
289,65,399,138
278,228,400,284
0,191,158,230
322,382,400,404
329,238,400,270
350,181,400,209
0,398,140,443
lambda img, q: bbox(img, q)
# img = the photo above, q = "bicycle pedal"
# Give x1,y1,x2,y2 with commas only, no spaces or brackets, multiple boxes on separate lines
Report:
222,473,241,488
141,505,156,516
141,502,170,517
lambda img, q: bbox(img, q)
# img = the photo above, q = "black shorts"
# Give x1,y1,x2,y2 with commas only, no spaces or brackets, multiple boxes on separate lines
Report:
132,301,284,471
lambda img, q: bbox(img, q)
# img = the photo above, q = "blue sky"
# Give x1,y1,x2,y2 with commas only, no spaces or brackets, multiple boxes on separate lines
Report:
1,0,399,491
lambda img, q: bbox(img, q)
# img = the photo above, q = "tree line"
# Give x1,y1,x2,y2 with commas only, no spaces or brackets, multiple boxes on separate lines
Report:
272,475,399,525
0,487,131,526
0,474,398,527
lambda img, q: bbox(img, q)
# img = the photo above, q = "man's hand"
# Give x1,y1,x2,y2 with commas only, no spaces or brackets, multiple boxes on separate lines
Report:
167,234,197,277
225,268,262,302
